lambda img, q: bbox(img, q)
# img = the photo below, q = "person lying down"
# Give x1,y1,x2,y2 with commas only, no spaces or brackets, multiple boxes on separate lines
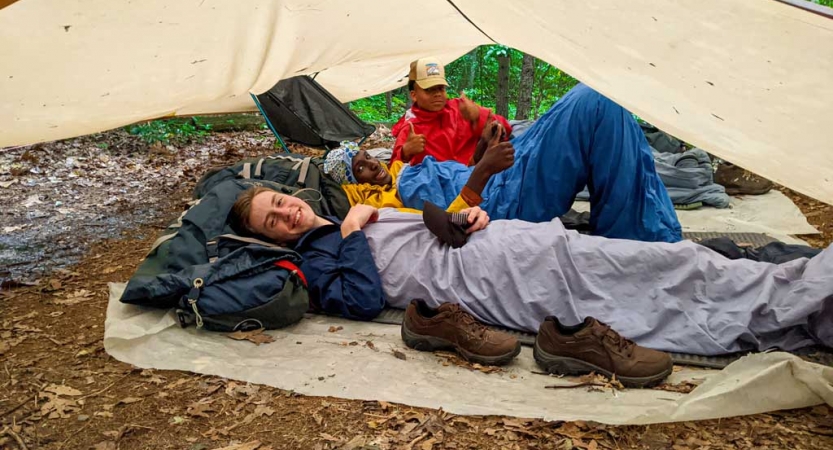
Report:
229,186,832,357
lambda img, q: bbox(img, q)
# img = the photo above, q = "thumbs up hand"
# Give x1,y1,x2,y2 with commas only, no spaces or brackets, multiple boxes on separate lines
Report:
459,92,480,123
402,122,426,162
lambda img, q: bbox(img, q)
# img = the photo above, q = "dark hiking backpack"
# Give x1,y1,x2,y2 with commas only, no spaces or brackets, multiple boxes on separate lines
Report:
193,152,350,221
120,178,316,332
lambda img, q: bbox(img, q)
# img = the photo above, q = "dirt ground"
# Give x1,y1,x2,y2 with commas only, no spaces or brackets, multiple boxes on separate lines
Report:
1,129,832,450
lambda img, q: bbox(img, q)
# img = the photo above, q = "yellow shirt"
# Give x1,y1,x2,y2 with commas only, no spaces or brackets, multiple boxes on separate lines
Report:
341,160,472,213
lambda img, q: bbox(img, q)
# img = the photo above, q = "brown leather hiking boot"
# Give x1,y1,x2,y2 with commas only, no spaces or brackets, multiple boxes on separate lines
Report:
402,300,521,366
534,317,672,388
713,162,773,196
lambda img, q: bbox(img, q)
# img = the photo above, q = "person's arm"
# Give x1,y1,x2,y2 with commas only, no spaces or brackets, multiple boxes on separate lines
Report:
392,128,407,164
305,230,386,320
445,127,515,213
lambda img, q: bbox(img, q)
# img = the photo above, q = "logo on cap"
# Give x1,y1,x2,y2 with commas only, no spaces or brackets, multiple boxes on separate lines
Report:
425,63,441,76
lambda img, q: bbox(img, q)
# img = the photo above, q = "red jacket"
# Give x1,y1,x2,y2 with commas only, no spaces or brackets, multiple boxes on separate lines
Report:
391,98,512,165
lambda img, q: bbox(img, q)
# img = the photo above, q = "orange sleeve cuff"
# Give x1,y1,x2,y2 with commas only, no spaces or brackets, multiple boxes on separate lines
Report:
461,186,483,206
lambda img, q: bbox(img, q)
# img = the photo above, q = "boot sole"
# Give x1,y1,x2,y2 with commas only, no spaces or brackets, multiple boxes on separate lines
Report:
533,340,671,389
723,187,773,196
401,324,521,366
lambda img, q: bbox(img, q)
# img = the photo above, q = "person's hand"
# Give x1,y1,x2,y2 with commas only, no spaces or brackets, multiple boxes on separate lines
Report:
341,204,379,238
402,122,426,161
480,117,505,142
476,124,515,175
461,206,489,234
472,117,505,165
459,92,480,123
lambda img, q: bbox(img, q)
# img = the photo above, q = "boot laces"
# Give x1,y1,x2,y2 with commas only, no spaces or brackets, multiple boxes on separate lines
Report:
448,306,489,339
598,323,635,355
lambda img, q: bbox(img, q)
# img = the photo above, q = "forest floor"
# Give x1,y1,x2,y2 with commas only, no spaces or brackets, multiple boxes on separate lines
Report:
1,127,832,450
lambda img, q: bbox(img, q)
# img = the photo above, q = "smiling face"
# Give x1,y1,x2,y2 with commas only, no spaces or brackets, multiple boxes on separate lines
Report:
352,150,392,186
411,84,448,112
247,190,318,243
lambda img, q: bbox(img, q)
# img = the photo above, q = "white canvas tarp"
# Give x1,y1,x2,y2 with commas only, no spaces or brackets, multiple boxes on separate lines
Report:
105,283,833,425
1,0,832,204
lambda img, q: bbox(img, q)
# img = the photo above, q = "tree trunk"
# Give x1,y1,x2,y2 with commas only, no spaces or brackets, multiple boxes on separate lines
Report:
533,63,552,119
385,91,393,117
515,53,535,120
403,85,412,109
495,53,510,118
460,49,477,91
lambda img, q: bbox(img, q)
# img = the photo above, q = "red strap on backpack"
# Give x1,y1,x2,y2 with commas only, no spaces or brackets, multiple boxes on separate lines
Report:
275,260,307,287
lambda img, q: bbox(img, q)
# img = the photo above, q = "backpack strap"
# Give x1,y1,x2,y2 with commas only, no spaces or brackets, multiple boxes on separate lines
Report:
297,157,311,186
254,158,265,178
238,163,252,179
205,234,285,263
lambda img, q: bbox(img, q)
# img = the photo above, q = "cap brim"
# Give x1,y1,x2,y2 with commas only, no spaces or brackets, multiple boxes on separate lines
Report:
415,78,448,89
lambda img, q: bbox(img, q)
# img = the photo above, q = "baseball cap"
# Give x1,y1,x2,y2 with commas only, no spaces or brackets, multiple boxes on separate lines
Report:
408,57,449,89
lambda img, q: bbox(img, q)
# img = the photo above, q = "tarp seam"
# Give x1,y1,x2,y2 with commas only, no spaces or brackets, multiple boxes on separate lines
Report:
445,0,498,44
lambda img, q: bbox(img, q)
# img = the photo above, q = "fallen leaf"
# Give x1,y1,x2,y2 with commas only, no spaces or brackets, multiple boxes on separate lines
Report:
227,328,275,346
116,397,143,406
3,225,26,233
170,415,188,425
53,289,94,305
378,400,391,411
44,384,83,397
328,325,343,333
253,404,275,417
343,436,369,449
421,438,438,450
366,340,376,350
165,378,191,390
502,418,527,428
588,440,598,450
225,382,259,398
39,393,79,419
392,350,407,360
101,265,123,274
23,194,42,207
0,179,19,188
215,441,263,450
186,398,215,418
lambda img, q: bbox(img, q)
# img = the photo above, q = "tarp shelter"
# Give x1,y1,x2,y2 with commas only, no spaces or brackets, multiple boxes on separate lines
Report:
252,75,376,149
1,0,832,204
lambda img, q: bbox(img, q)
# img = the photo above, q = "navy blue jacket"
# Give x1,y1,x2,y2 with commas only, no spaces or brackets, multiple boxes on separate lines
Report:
292,218,386,320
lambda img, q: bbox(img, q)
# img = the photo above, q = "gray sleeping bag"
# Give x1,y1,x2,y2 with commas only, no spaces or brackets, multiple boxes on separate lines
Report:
363,210,831,356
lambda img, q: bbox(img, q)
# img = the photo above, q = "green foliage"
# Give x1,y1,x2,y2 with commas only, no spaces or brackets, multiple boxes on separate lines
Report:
349,91,408,124
127,117,212,145
350,45,579,123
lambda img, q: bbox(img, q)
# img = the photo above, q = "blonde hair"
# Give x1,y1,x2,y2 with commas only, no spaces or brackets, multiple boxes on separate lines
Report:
229,186,274,235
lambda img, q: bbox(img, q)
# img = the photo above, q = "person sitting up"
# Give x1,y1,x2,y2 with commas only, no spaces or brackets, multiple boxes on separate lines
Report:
228,189,832,380
391,57,513,165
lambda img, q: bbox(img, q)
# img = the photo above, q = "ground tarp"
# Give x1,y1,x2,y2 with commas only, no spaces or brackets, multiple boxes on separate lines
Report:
105,282,833,425
1,1,832,205
573,189,819,245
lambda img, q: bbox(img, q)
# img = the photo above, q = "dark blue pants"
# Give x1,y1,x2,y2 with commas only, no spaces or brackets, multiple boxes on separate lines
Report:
398,84,682,243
